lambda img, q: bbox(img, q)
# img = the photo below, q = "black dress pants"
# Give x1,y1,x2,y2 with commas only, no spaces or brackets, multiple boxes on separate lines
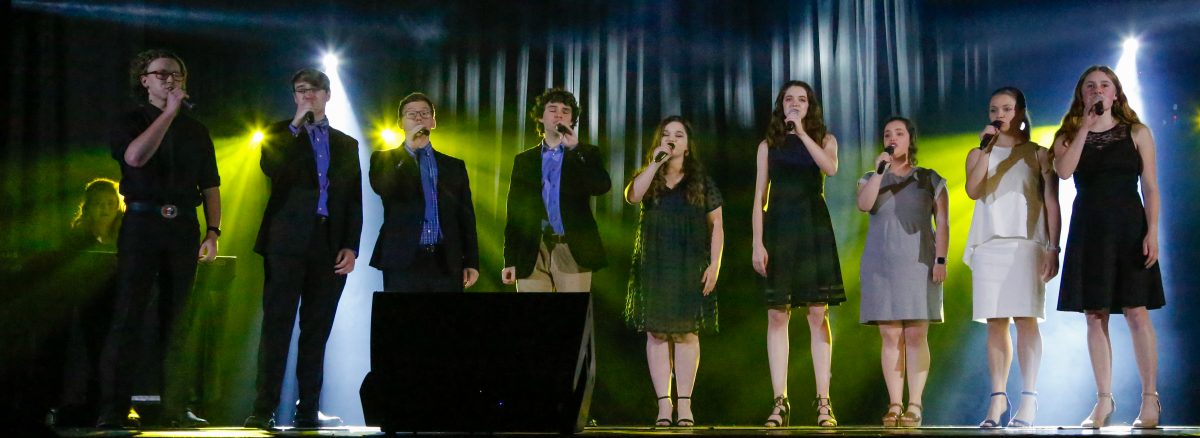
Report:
382,246,462,293
253,220,346,418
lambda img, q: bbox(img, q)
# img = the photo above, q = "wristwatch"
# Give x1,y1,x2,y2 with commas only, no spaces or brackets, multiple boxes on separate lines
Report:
935,256,946,265
207,226,222,237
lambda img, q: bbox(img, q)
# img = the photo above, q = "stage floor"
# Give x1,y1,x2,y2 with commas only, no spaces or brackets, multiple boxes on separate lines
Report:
49,425,1200,437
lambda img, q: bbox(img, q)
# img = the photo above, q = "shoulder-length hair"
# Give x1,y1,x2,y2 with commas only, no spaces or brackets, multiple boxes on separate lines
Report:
640,115,709,206
765,80,827,148
72,178,123,242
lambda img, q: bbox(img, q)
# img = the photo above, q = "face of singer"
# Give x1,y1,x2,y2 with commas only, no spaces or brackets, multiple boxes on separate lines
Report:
782,85,809,120
293,80,330,114
661,121,688,158
140,58,185,103
988,93,1018,133
399,100,437,136
1082,70,1117,108
92,191,120,224
538,101,573,137
882,119,911,159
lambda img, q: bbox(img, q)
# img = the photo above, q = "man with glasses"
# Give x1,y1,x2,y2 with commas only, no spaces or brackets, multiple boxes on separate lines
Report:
501,88,611,292
244,68,362,430
98,49,221,429
368,93,479,293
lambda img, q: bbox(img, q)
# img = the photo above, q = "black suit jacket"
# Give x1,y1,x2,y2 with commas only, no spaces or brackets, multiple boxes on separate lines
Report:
254,120,363,256
503,143,611,277
368,146,479,273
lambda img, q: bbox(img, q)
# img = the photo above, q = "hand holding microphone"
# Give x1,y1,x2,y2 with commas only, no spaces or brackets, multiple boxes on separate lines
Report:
1092,94,1106,116
876,145,895,174
654,142,676,164
978,120,1003,150
555,123,579,149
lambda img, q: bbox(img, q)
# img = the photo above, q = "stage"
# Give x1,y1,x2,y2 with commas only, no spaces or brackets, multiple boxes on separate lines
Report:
46,425,1200,437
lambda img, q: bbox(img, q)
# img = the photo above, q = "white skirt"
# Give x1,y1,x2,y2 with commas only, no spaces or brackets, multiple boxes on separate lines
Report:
969,239,1046,322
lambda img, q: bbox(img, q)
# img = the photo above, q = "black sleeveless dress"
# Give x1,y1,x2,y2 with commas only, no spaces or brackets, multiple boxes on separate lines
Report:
761,135,846,307
1057,124,1165,313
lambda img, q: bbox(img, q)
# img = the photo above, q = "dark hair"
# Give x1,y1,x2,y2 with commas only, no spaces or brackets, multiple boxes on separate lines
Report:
639,116,709,206
528,88,580,136
291,68,331,92
129,49,187,101
1054,65,1142,146
882,116,919,166
766,80,827,148
397,92,437,121
990,86,1032,142
72,178,123,242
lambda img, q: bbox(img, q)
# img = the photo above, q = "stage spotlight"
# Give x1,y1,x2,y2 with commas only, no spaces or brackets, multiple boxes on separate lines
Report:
250,130,265,147
381,128,400,147
1115,36,1143,115
323,53,339,71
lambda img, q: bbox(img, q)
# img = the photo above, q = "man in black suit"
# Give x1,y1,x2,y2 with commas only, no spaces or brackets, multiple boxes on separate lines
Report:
244,68,362,430
369,92,479,292
501,88,610,292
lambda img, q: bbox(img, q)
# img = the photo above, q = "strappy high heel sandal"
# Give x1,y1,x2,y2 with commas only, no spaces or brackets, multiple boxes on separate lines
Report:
1132,392,1161,429
675,396,694,427
653,395,673,427
899,403,923,428
764,395,790,427
978,392,1009,428
881,403,903,427
814,396,837,427
1080,393,1114,429
1007,391,1038,427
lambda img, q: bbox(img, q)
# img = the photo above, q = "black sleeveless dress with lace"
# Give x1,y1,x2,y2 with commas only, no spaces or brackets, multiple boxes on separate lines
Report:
1057,124,1165,313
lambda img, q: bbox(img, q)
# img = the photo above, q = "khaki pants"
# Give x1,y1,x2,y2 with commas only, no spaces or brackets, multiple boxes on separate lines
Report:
516,241,591,292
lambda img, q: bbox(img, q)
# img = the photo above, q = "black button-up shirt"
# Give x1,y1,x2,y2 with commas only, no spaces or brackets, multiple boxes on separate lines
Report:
109,105,220,207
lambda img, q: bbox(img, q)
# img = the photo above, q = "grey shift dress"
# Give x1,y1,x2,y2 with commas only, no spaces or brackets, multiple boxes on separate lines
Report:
858,167,947,324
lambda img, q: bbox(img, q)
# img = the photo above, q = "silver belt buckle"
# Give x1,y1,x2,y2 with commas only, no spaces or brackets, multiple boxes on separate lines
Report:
160,204,178,219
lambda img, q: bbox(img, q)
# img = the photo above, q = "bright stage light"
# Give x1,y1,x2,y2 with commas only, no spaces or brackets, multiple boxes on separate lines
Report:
380,128,400,147
322,53,339,70
1115,36,1143,115
1123,37,1140,52
250,130,265,146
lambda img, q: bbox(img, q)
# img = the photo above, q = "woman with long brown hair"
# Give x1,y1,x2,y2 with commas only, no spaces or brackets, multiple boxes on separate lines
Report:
625,115,724,427
752,80,843,427
1053,65,1164,429
71,178,124,248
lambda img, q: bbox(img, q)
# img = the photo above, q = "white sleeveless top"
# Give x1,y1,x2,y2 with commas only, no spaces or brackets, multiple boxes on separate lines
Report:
963,142,1048,266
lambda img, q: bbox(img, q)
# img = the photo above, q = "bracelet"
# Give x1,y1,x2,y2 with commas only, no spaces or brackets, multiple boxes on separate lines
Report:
207,226,222,237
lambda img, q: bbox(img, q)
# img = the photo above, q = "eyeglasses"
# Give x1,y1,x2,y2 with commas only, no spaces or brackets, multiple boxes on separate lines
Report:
294,87,325,96
142,70,185,81
403,110,433,120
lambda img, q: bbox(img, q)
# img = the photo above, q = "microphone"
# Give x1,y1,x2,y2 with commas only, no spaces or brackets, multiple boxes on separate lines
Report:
416,127,430,136
978,120,1003,150
556,123,570,134
654,142,676,164
1092,99,1105,116
877,145,895,174
785,120,796,132
304,111,315,125
181,98,195,110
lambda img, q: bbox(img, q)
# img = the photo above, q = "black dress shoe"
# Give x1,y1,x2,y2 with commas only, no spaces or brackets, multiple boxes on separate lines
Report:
293,411,343,428
243,414,276,429
169,409,209,428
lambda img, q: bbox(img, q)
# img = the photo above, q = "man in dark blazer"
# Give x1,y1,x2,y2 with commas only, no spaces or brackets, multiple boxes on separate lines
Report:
369,92,479,292
244,68,362,430
501,88,610,292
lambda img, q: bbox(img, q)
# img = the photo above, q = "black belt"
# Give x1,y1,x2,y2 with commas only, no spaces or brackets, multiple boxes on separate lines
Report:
542,229,567,244
126,201,195,219
417,243,442,254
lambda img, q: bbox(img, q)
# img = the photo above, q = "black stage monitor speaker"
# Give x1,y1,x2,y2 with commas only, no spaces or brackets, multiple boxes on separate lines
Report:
360,292,595,434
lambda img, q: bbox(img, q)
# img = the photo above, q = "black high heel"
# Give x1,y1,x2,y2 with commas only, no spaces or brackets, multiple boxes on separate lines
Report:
814,396,837,427
653,395,673,427
675,396,694,427
1007,391,1038,427
764,395,790,427
978,392,1009,428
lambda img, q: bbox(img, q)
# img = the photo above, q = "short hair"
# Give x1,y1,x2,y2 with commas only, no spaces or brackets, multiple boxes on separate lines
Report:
397,92,437,121
291,68,331,92
528,88,580,135
129,49,187,101
882,116,919,166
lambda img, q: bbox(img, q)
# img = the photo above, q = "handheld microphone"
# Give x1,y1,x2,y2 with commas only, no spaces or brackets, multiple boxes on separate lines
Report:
785,120,796,132
1092,100,1105,116
978,120,1004,150
877,145,895,174
416,127,431,136
654,142,676,164
181,99,195,110
556,124,569,134
304,111,315,125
